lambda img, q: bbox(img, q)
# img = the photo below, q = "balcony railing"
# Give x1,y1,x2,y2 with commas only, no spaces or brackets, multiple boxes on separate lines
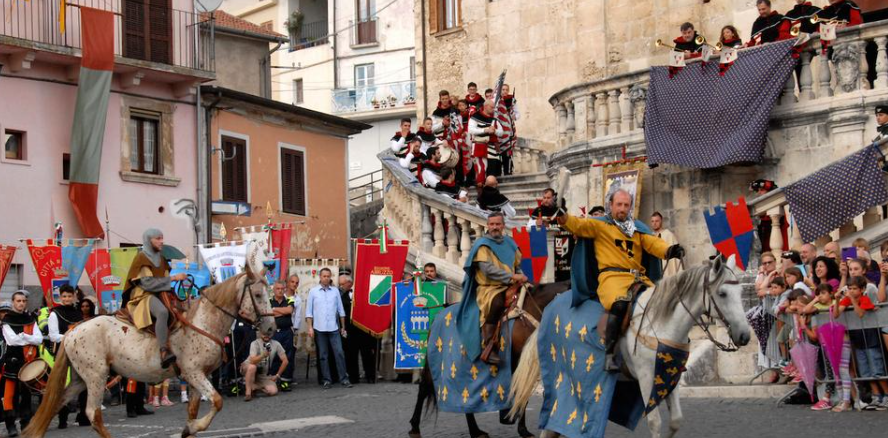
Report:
0,0,214,72
289,20,328,52
350,18,377,47
332,80,416,114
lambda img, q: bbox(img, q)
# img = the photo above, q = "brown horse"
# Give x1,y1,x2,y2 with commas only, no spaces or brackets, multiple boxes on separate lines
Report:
24,242,276,438
408,280,570,438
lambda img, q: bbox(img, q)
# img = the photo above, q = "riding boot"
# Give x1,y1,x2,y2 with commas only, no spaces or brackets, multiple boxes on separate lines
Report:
604,300,631,372
160,347,177,369
481,323,500,365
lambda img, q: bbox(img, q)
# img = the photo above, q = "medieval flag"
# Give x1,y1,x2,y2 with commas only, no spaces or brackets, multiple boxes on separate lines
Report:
85,248,112,296
0,245,16,290
352,239,410,337
61,239,94,288
394,279,446,369
68,7,114,238
198,242,248,284
645,39,796,168
99,247,138,313
784,145,888,243
703,197,755,270
26,239,62,307
270,225,292,281
512,226,548,285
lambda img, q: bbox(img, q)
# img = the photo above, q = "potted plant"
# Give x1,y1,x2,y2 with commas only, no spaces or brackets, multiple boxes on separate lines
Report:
285,11,305,39
404,95,416,105
371,98,380,109
388,95,397,107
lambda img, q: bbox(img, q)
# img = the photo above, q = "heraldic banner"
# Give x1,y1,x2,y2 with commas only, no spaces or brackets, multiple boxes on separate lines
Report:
512,226,548,285
394,279,446,369
170,262,212,299
85,248,112,300
0,245,17,290
199,243,248,284
288,259,342,353
102,247,139,313
352,239,409,337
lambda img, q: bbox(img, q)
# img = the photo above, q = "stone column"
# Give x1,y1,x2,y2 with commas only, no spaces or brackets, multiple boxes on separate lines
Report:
785,205,804,250
768,208,784,264
573,96,588,141
586,95,597,139
565,101,576,143
432,208,445,258
619,86,632,133
556,104,568,145
799,51,815,102
780,73,796,106
875,37,888,90
607,90,621,135
421,204,433,253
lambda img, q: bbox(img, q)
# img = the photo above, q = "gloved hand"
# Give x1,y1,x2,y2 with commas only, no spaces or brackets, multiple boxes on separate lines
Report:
665,244,685,260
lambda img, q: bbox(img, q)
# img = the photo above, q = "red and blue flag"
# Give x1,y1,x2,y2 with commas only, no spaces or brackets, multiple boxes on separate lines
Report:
512,226,548,285
704,197,754,270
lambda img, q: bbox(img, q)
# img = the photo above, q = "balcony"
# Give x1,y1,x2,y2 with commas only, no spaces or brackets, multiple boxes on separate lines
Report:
332,80,416,116
289,20,328,52
0,0,214,75
350,18,377,47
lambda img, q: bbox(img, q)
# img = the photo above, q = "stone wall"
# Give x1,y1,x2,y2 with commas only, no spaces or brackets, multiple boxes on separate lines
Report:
415,0,806,149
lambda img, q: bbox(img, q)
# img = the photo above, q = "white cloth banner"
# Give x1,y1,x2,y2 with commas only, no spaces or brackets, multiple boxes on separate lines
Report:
669,50,686,68
199,243,248,284
720,48,738,64
239,228,270,255
288,260,341,353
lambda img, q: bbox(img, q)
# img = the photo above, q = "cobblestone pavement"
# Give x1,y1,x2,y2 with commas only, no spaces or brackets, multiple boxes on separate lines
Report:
34,380,888,438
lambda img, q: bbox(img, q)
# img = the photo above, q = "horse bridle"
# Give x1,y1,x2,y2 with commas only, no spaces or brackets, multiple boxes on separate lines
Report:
202,276,270,329
676,259,740,352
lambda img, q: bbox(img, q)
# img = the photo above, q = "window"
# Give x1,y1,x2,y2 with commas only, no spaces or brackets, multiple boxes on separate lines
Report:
294,79,304,104
62,153,71,181
3,130,25,161
261,20,274,32
409,56,416,81
280,148,306,216
221,135,248,202
129,112,161,174
123,0,172,65
0,264,23,298
354,0,377,45
355,63,375,87
430,0,461,33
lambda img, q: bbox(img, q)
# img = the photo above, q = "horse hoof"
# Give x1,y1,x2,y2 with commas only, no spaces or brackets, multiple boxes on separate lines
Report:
473,432,490,438
408,431,422,438
181,428,191,438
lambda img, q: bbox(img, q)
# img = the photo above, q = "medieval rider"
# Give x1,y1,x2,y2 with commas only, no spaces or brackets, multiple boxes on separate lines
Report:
455,212,527,365
555,189,685,371
123,229,188,368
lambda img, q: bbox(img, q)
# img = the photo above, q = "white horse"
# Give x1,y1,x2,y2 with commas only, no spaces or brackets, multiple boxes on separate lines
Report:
510,255,752,438
25,242,276,438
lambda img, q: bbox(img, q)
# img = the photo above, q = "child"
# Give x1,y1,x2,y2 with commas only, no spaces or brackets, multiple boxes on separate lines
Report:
776,288,807,371
783,267,812,296
802,283,838,411
842,258,880,301
836,276,888,411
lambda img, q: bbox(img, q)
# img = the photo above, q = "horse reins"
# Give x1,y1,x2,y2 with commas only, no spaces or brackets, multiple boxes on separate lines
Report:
675,258,740,352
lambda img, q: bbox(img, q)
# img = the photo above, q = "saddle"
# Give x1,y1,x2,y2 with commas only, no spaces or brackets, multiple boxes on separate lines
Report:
114,291,186,337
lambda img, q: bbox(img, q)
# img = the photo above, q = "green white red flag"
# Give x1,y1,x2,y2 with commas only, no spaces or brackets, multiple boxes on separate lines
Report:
351,239,409,337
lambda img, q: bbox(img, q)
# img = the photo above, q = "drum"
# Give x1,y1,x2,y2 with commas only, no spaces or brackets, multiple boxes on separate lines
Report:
439,144,460,169
18,359,49,394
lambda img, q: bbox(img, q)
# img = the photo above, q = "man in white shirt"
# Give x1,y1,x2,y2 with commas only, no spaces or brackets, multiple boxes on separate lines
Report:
2,291,42,437
306,268,351,389
240,331,288,401
651,212,682,277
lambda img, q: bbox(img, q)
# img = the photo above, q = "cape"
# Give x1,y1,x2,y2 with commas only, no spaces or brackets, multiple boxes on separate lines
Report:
52,304,84,329
417,128,438,143
2,311,35,330
122,251,170,304
751,11,785,42
455,235,519,360
478,186,510,210
569,217,663,308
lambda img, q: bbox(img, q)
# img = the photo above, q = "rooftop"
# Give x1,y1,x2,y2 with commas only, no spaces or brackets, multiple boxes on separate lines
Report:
205,10,288,42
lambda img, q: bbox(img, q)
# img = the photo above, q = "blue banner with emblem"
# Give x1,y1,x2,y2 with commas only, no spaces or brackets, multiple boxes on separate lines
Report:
394,279,447,369
645,343,690,414
170,262,212,300
427,308,513,413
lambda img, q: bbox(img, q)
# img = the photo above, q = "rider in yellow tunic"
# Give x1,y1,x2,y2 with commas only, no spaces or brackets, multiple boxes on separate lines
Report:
556,189,684,371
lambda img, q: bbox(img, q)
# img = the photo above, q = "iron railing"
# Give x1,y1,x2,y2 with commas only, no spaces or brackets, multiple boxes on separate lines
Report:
350,18,376,46
289,19,328,51
332,79,416,114
349,169,384,204
0,0,214,72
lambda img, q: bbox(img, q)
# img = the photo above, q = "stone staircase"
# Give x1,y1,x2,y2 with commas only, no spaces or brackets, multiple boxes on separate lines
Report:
466,171,552,224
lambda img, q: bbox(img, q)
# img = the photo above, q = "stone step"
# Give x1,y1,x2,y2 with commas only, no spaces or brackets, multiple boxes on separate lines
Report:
496,172,549,185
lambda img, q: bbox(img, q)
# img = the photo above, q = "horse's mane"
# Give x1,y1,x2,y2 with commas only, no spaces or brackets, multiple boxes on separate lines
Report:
644,264,711,324
201,272,248,308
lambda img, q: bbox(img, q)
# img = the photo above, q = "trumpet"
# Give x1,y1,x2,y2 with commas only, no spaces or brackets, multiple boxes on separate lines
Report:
810,14,847,25
694,35,723,51
655,39,676,50
790,23,801,37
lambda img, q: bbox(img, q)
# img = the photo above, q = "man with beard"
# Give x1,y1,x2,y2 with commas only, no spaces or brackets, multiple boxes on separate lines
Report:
2,291,42,437
556,189,683,371
673,22,703,58
455,212,526,365
748,0,792,47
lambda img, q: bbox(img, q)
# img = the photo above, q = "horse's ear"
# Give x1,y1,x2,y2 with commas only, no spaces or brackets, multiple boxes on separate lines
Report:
725,254,738,271
710,254,724,275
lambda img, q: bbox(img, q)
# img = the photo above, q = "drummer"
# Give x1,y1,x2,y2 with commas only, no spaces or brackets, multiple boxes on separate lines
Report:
2,290,42,437
47,285,89,428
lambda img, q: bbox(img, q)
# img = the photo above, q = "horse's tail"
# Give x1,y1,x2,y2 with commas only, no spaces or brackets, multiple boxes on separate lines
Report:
508,329,540,420
23,342,71,438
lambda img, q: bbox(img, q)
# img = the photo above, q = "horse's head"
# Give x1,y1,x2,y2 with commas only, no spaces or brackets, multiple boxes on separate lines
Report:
239,241,276,336
707,254,752,348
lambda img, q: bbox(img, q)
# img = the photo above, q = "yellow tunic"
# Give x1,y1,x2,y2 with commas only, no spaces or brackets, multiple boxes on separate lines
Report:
126,266,168,329
562,215,670,310
473,245,522,325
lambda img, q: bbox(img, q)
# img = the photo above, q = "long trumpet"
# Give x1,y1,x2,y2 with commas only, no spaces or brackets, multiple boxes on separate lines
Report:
810,14,846,25
655,39,676,50
694,35,723,51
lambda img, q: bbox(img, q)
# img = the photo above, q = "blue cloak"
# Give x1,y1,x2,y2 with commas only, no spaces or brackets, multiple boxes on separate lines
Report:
455,235,520,361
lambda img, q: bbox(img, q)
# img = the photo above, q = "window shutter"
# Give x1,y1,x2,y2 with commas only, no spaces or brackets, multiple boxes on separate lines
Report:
221,136,248,203
429,0,438,34
148,0,172,64
123,0,147,60
281,149,306,216
457,0,462,26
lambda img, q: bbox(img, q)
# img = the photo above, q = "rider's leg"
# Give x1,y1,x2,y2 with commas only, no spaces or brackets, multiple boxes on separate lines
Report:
482,293,506,365
604,299,631,372
148,295,176,367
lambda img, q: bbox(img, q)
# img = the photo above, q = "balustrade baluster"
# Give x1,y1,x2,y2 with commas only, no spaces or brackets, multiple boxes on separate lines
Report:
446,213,460,264
459,218,472,266
607,90,621,135
619,87,631,133
432,208,445,258
799,51,814,102
586,95,597,139
875,37,888,90
595,93,609,137
860,40,871,91
818,54,833,98
780,73,796,105
768,209,784,264
556,105,567,144
565,101,576,143
421,204,433,253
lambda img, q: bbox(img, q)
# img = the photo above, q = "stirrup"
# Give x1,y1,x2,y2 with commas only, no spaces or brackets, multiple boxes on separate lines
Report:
160,348,177,368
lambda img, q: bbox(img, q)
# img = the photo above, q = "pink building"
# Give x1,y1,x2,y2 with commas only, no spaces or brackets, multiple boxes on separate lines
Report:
0,0,214,295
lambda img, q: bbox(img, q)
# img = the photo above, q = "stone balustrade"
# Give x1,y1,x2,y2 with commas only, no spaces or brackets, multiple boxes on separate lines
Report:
511,142,547,174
